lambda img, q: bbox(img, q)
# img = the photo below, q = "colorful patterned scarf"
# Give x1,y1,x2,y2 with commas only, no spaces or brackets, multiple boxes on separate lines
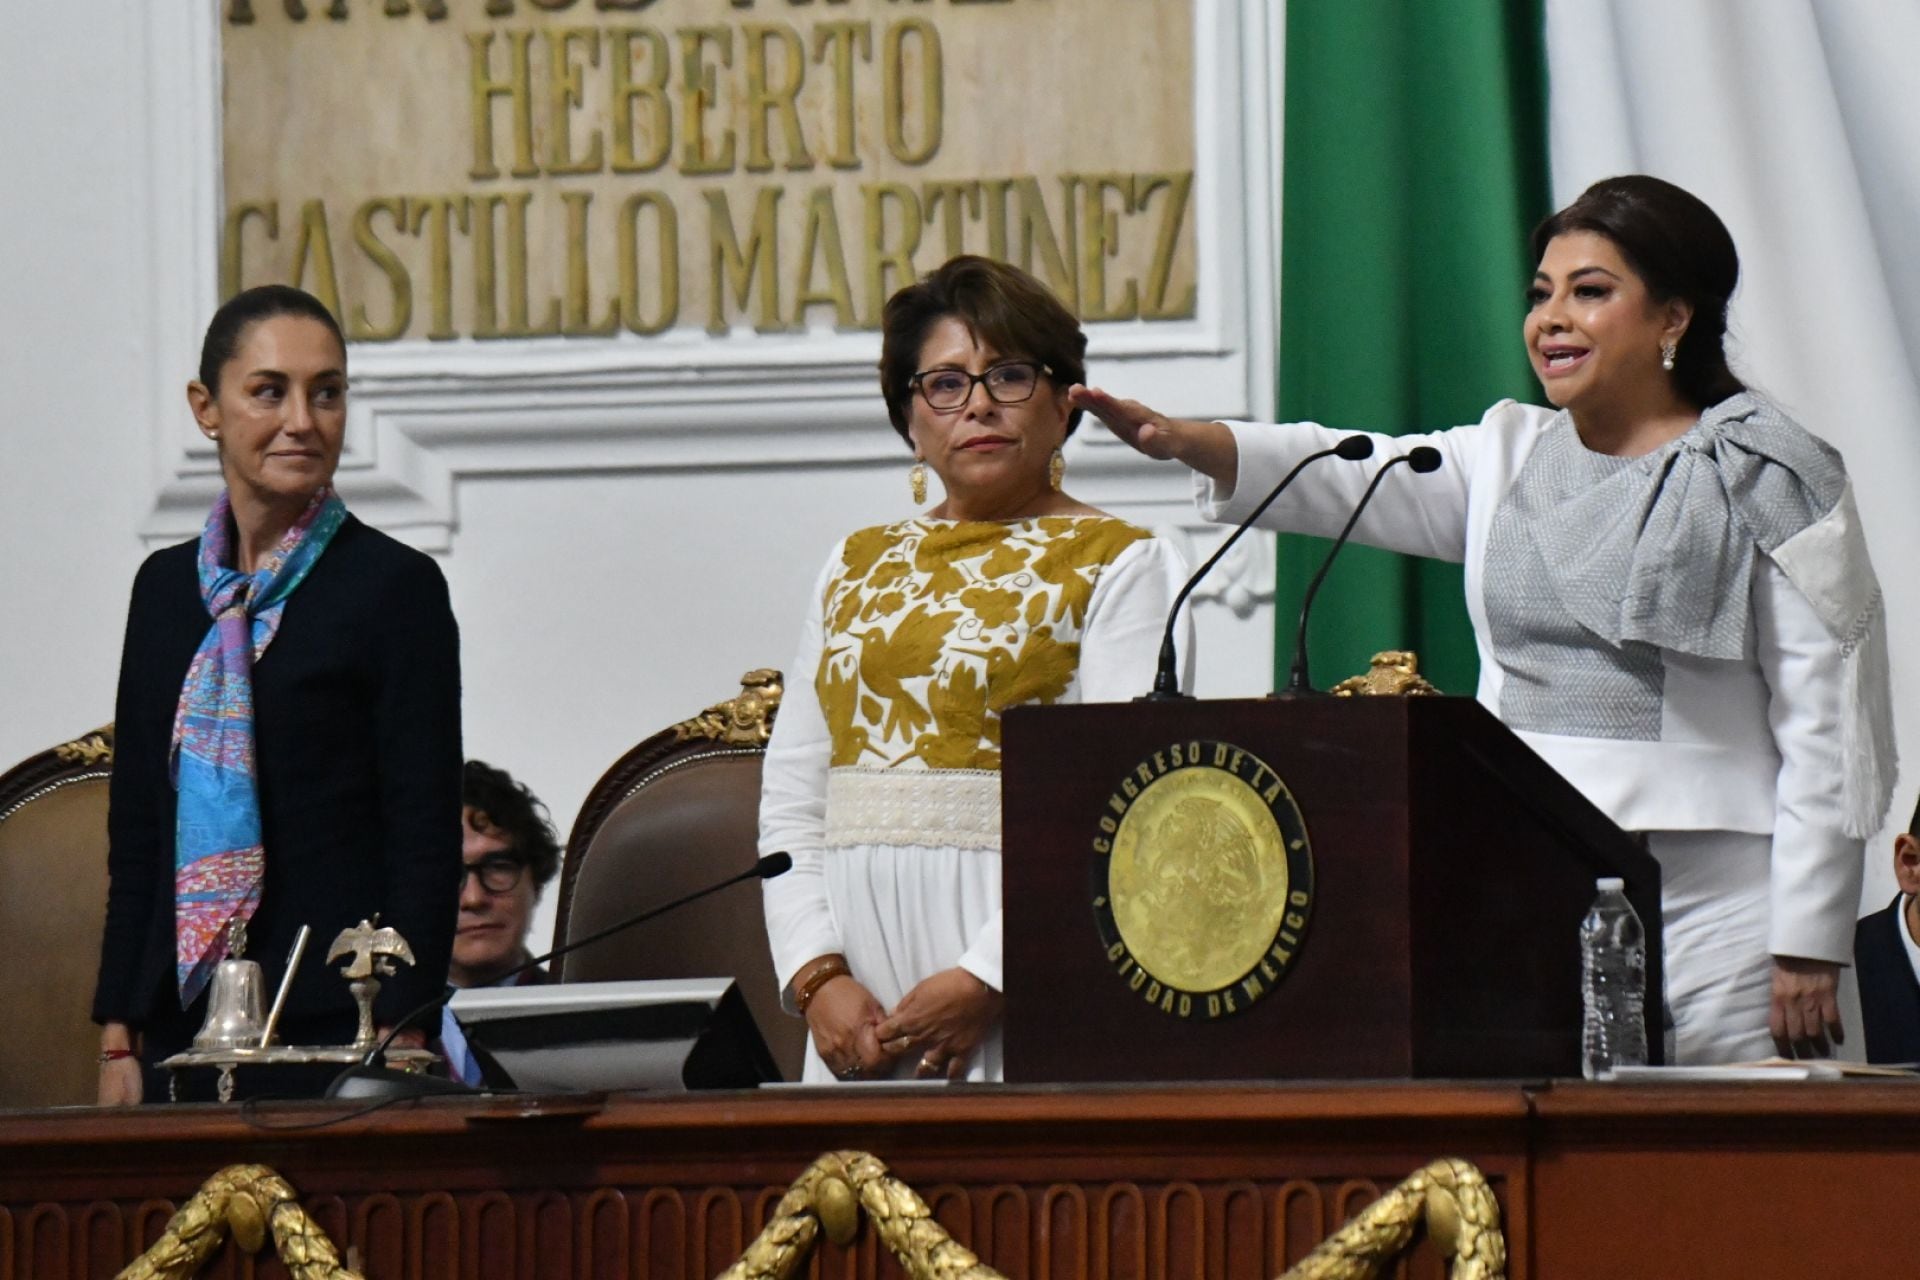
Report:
173,487,348,1005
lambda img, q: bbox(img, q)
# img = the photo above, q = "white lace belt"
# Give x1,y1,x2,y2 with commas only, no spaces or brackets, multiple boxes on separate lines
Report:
824,767,1000,850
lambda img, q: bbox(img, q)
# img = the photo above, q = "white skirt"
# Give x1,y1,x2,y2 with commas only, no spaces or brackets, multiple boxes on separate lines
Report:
801,841,1004,1083
1647,830,1777,1064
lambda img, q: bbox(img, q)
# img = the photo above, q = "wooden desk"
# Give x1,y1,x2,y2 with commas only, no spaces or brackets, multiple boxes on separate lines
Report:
1,1082,1914,1280
1529,1081,1920,1277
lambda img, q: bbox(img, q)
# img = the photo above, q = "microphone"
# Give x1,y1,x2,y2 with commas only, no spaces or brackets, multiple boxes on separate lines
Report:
1141,434,1375,699
1279,446,1443,696
323,851,794,1099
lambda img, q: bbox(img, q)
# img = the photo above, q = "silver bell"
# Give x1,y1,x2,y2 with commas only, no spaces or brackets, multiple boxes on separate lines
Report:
192,919,268,1050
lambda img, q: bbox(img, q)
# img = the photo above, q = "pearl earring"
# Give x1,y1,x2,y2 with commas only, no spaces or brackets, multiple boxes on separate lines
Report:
1660,339,1677,372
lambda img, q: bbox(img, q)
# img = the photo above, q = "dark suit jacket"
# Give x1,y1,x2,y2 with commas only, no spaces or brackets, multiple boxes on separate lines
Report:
1854,894,1920,1064
92,515,463,1056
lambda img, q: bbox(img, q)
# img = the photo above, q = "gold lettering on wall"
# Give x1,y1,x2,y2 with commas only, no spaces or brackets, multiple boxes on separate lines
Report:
222,1,1198,341
349,197,413,340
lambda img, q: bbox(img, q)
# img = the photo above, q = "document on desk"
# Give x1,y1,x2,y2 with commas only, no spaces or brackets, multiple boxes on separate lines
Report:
1605,1058,1919,1082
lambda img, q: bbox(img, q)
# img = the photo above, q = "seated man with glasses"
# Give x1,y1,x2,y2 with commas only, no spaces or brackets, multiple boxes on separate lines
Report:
440,759,562,1083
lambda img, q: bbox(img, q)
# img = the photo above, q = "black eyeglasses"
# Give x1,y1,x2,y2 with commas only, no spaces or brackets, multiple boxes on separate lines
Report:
910,360,1052,411
463,856,526,894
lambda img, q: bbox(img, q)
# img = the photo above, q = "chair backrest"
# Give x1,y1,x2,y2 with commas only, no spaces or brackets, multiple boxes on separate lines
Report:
0,727,114,1108
553,671,805,1080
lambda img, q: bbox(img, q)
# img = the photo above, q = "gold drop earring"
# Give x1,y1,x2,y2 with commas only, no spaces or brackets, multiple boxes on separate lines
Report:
909,460,929,505
1048,447,1066,492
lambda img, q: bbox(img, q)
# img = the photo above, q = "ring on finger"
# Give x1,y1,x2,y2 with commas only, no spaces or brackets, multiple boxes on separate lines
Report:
918,1053,942,1074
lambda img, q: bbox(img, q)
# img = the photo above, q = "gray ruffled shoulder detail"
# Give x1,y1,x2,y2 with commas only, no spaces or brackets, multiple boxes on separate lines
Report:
1515,392,1847,661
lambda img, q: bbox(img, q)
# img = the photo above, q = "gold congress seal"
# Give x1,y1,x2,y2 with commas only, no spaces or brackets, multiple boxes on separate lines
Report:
1091,741,1313,1020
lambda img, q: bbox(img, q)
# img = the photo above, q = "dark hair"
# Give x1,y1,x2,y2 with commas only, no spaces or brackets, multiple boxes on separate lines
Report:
1530,175,1746,410
878,255,1088,444
1908,791,1920,838
463,759,561,891
198,284,346,394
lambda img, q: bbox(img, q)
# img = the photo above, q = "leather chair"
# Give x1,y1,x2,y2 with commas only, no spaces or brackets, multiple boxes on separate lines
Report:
554,670,805,1080
0,726,114,1108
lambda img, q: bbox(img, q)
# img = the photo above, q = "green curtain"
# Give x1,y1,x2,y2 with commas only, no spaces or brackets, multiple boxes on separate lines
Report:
1273,0,1551,694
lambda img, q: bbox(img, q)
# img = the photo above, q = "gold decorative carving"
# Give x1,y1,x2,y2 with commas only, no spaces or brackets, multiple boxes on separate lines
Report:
115,1164,362,1280
670,669,785,747
718,1151,1005,1280
717,1152,1499,1280
53,724,115,768
1329,651,1440,698
1276,1158,1505,1280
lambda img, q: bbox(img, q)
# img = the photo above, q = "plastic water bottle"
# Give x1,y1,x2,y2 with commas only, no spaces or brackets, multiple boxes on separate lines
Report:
1580,877,1648,1079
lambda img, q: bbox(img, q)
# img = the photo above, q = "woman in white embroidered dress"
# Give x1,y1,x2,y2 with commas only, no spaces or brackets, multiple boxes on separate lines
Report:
1076,176,1895,1066
760,256,1190,1083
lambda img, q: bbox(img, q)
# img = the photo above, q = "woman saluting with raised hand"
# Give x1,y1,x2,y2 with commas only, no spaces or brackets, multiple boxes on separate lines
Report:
1075,175,1894,1066
94,285,462,1103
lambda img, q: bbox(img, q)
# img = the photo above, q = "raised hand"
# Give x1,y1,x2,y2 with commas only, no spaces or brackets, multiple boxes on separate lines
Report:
1067,385,1240,489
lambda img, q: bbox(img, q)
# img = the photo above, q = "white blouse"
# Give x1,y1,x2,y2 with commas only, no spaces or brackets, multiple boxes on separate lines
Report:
760,517,1190,1080
1197,402,1869,966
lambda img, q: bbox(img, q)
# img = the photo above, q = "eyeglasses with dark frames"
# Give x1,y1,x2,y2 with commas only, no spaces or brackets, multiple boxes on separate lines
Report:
463,855,527,894
910,360,1053,411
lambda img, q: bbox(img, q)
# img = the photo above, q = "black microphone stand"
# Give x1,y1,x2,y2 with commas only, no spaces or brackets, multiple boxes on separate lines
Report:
1141,435,1375,700
1279,447,1443,696
323,852,794,1100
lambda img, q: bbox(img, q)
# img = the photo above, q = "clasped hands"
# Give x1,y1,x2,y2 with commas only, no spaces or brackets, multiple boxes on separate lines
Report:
805,966,1001,1082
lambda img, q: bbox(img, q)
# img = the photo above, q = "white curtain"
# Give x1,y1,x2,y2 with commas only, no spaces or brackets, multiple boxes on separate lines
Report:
1547,0,1920,913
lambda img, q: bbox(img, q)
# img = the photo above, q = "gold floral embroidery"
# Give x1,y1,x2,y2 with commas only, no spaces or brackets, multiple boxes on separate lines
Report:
904,663,989,770
869,560,913,590
860,589,907,623
960,586,1021,628
817,518,1152,772
842,525,903,580
1031,518,1151,627
982,624,1080,712
818,662,868,767
980,541,1031,580
852,602,959,741
913,523,1009,601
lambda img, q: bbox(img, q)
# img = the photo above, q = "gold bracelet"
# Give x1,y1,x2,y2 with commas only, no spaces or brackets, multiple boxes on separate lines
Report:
793,957,851,1015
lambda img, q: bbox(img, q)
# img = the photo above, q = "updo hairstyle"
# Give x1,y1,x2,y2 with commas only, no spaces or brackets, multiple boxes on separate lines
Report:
198,285,346,394
1530,175,1746,409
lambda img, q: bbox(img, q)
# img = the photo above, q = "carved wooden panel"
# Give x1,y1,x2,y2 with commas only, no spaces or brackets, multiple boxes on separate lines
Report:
0,1086,1537,1280
1,1174,1485,1280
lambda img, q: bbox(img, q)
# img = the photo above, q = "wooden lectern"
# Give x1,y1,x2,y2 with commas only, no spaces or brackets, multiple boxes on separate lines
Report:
1001,696,1664,1082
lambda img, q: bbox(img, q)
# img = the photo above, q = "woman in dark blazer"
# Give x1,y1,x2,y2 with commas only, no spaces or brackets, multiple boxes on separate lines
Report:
93,285,462,1103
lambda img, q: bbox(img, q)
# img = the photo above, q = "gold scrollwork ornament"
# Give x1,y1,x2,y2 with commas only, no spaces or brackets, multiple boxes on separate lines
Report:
1329,650,1441,698
719,1150,1005,1280
670,668,785,746
115,1164,362,1280
54,723,115,767
1278,1157,1506,1280
719,1151,1501,1280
